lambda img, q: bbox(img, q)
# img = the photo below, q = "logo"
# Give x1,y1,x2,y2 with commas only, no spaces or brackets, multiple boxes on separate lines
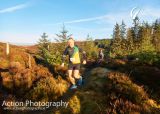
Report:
130,7,141,20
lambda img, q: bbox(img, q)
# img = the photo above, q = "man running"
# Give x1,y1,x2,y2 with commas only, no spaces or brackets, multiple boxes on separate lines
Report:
61,38,86,89
98,49,104,60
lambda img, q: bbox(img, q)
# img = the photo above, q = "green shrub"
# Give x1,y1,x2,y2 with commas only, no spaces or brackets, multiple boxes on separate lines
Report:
134,51,160,65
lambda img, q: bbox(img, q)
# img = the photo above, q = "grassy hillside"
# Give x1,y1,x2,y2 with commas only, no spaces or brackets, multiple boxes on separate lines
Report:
0,42,160,114
51,68,160,114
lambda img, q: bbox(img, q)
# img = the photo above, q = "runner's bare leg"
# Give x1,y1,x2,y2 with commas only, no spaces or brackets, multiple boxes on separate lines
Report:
68,70,75,84
73,70,81,79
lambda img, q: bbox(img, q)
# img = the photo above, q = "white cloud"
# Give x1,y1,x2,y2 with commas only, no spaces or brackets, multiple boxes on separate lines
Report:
47,6,160,27
61,15,109,24
45,15,110,26
0,3,29,13
46,11,132,27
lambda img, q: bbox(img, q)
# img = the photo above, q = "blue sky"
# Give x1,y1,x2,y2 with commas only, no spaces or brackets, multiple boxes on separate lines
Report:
0,0,160,44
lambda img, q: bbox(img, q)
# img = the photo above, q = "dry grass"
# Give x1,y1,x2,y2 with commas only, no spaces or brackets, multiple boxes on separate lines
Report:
0,43,69,102
0,58,9,69
25,76,69,102
1,61,69,100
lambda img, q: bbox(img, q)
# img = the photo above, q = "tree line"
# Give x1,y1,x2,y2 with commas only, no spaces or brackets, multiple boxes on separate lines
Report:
37,17,160,66
110,17,160,56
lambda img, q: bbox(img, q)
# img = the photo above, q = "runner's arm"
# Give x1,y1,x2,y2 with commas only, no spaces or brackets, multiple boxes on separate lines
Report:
62,47,68,64
79,47,87,62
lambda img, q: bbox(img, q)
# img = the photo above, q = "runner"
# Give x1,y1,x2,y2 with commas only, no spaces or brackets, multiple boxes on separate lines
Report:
98,49,104,62
61,37,87,89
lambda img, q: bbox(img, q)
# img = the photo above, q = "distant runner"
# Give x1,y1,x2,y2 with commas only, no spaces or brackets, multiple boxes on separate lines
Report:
98,49,104,62
61,38,87,89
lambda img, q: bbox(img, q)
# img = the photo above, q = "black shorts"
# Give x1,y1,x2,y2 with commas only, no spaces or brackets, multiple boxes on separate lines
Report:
68,64,80,70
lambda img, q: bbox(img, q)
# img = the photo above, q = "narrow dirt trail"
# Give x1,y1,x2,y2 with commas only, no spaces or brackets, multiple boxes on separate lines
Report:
42,65,111,114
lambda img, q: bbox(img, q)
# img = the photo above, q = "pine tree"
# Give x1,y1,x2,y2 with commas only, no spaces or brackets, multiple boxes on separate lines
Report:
55,24,72,43
83,34,98,59
110,23,122,57
139,22,155,52
120,20,126,39
38,32,50,51
54,24,72,54
126,28,134,54
132,16,140,40
37,33,55,65
120,21,127,55
152,19,160,52
113,23,121,40
86,34,92,41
